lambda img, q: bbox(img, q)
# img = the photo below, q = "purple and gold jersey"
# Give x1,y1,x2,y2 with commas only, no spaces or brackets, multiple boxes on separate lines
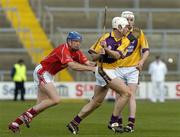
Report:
89,31,130,69
117,29,149,67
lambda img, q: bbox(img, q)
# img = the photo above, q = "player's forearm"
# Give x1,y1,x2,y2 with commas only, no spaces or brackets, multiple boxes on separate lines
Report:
68,62,95,71
141,50,150,63
104,48,120,59
85,61,96,66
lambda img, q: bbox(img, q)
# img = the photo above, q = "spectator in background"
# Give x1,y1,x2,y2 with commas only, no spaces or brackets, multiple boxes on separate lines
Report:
11,59,27,101
148,56,168,103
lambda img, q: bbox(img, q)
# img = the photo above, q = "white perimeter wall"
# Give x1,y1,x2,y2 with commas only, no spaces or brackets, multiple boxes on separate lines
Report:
0,82,180,100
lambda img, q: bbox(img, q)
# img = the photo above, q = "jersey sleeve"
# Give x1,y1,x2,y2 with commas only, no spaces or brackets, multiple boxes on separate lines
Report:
88,33,109,54
139,30,149,53
116,37,130,58
76,50,88,64
58,47,74,64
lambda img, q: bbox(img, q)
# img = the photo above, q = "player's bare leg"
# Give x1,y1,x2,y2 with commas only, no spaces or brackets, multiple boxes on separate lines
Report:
8,82,60,133
109,78,131,115
8,87,43,133
107,78,131,133
67,85,108,134
33,83,60,111
109,83,137,133
124,84,138,132
78,85,108,118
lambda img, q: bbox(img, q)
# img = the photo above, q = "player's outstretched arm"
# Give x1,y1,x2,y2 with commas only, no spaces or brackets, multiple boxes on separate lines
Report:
68,61,95,72
84,60,96,67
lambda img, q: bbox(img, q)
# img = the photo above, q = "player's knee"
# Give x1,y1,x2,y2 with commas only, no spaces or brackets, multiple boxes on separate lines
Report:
52,97,60,105
121,89,132,98
93,100,103,108
126,91,132,97
95,101,102,108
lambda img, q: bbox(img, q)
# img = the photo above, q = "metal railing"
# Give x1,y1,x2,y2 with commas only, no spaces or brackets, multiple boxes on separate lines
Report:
55,27,180,72
56,27,180,35
30,0,164,23
0,7,34,48
0,69,179,82
29,0,42,20
0,7,20,28
56,27,180,46
0,3,179,81
55,27,180,51
0,6,43,64
0,27,36,53
43,7,180,38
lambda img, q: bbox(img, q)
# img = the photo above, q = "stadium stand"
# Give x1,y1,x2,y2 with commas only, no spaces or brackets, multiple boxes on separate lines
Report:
0,7,35,81
0,0,73,81
39,0,180,80
41,0,180,8
0,0,179,81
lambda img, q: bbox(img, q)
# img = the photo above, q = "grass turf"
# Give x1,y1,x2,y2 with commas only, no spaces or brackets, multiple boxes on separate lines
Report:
0,100,180,137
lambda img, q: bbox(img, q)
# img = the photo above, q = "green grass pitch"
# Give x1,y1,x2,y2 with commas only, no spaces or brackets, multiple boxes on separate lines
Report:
0,100,180,137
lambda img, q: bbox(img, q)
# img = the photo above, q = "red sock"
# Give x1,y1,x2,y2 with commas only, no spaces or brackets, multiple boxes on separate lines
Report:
27,108,38,118
14,108,38,125
14,117,23,125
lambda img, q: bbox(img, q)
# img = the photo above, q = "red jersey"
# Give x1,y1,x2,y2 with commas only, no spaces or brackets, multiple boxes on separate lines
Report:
40,43,88,75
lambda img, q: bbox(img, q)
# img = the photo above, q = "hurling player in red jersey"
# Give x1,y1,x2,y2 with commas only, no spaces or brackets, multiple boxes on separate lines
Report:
8,31,96,133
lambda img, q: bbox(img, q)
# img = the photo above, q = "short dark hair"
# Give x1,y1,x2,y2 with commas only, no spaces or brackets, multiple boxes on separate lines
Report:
18,59,24,64
156,56,160,60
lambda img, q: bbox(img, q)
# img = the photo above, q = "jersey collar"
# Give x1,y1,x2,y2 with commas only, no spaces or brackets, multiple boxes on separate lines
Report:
111,31,122,41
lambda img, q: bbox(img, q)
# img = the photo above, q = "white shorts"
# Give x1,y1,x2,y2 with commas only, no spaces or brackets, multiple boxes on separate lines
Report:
115,66,139,84
95,67,117,87
33,64,54,86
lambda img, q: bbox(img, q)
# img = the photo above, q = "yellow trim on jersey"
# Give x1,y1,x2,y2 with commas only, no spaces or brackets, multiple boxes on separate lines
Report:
117,29,149,67
89,31,130,69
